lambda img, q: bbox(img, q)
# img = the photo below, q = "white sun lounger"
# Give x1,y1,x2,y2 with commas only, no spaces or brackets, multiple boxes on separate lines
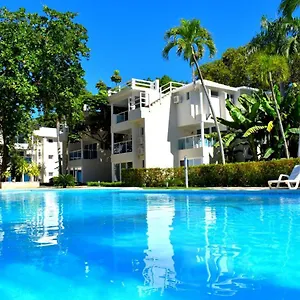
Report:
268,165,300,190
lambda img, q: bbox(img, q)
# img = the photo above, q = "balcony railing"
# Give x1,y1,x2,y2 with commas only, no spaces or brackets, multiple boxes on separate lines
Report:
113,140,133,154
116,111,128,123
108,79,157,96
178,134,213,150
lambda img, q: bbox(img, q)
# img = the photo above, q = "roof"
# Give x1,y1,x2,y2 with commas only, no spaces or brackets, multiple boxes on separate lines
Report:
173,79,239,93
33,127,57,138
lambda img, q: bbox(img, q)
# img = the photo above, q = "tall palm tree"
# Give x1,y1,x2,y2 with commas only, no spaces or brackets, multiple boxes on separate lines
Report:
247,53,291,158
249,16,300,59
162,19,225,164
279,0,300,18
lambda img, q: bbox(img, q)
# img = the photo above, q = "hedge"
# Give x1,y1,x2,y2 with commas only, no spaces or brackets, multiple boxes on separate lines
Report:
87,181,123,187
121,158,300,187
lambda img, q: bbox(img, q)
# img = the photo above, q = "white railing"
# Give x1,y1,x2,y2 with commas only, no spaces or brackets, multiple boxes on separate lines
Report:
113,140,133,154
129,91,147,110
116,111,128,123
178,134,214,150
160,81,185,95
108,78,157,96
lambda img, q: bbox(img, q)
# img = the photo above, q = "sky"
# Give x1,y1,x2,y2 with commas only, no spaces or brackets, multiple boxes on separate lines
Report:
1,0,295,93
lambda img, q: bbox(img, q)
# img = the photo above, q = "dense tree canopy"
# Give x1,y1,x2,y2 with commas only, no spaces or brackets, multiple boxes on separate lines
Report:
0,6,89,179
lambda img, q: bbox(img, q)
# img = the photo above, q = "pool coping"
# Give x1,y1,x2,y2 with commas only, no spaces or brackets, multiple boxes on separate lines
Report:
1,186,300,196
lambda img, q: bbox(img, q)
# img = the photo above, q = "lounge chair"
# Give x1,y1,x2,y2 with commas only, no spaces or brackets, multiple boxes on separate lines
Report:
268,165,300,189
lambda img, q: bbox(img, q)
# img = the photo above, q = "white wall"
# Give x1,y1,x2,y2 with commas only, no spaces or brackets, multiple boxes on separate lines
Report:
144,94,177,168
40,137,61,183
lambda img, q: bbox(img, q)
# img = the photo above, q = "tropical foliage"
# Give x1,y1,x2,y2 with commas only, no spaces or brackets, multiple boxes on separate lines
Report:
279,0,300,18
53,174,75,188
0,6,89,180
214,84,300,161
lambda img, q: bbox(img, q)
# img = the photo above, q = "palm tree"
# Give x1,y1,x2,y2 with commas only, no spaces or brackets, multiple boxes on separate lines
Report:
249,16,300,59
279,0,300,18
27,162,40,182
15,157,29,182
162,19,225,164
247,53,291,158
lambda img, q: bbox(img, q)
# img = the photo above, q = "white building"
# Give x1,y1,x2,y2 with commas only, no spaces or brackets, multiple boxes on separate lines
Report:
109,78,254,181
15,127,61,183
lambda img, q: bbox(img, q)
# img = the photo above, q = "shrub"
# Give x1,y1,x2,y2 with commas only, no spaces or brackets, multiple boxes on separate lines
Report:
100,181,123,187
87,181,101,187
122,158,300,187
87,181,123,187
53,174,75,188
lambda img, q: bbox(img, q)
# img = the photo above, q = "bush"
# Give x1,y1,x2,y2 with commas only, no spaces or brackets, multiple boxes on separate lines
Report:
53,174,75,188
86,181,123,187
122,158,300,187
100,181,123,187
87,181,101,187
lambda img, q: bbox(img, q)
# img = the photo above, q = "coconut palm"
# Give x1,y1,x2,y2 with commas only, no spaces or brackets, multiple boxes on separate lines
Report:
162,19,225,164
249,16,300,59
247,53,291,158
279,0,300,18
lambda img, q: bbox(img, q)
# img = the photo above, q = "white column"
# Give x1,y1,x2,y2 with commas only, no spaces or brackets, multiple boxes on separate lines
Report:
199,86,205,164
80,139,84,182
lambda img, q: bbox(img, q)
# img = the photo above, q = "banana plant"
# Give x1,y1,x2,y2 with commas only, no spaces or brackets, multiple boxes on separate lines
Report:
216,91,274,161
216,83,300,160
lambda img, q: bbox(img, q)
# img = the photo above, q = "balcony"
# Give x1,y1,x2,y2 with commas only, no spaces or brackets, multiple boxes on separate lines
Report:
116,111,128,123
108,79,158,96
113,140,133,154
178,134,213,150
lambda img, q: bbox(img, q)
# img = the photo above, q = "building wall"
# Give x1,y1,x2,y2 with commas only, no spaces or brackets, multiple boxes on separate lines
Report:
40,137,61,183
68,137,112,183
144,94,178,168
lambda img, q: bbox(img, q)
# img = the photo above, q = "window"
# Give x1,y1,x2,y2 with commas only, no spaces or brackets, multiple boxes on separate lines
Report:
38,150,41,158
142,160,145,168
47,139,53,143
186,92,190,100
69,150,81,161
180,158,202,167
83,143,97,159
140,127,144,136
48,155,53,159
211,91,219,97
48,172,53,177
127,162,133,169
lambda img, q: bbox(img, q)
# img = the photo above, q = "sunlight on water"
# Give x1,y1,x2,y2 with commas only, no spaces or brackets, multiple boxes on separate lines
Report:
0,189,299,299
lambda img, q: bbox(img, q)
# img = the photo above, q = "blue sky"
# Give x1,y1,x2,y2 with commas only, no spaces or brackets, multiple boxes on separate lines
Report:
1,0,295,92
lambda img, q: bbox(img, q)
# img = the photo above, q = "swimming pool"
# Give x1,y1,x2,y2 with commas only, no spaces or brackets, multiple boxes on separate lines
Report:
0,189,299,299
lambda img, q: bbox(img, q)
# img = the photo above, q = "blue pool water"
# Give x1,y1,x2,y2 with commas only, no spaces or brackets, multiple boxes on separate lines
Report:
0,189,300,299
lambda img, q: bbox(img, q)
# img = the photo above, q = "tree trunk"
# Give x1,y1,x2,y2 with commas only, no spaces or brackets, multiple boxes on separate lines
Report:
1,138,9,182
62,139,68,175
249,136,258,161
268,72,289,159
192,52,226,165
298,128,300,157
56,119,63,175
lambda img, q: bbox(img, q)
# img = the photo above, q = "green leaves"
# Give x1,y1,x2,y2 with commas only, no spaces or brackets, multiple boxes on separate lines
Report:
162,19,216,66
243,125,268,137
0,7,90,177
